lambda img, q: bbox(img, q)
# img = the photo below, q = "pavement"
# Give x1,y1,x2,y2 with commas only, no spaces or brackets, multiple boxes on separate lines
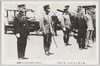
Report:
2,30,97,65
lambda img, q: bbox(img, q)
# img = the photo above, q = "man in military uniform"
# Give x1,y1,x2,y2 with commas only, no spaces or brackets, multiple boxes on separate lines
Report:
64,5,74,36
41,5,54,56
13,4,30,60
65,5,69,10
61,8,72,46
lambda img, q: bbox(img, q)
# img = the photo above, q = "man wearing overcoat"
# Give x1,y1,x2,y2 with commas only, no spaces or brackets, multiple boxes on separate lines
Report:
13,4,30,59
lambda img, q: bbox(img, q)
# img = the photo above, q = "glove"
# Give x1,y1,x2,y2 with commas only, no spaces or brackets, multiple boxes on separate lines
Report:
75,29,78,32
74,33,78,36
73,28,75,31
16,33,20,38
51,31,54,35
63,28,66,31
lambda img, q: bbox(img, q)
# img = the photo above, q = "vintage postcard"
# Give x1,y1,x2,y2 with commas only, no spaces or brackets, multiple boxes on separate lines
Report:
1,1,99,65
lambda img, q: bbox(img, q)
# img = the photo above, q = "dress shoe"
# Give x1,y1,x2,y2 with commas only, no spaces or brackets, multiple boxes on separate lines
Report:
66,43,71,46
82,47,88,49
87,45,92,48
64,43,67,46
22,57,28,59
79,48,83,50
45,51,50,56
18,58,23,60
55,34,58,36
45,53,50,56
49,52,54,55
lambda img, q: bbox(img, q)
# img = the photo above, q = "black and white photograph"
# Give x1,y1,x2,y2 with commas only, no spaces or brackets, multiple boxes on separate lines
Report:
1,1,99,65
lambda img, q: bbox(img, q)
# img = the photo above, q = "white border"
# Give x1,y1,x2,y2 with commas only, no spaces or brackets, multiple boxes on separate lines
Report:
1,1,99,65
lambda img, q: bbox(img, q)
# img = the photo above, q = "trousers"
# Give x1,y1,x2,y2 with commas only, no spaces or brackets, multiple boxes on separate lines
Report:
17,36,27,58
54,23,57,35
43,33,52,52
78,33,86,48
63,28,70,44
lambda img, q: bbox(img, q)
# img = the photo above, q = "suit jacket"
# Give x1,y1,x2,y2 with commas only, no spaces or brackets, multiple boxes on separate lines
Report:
51,15,59,24
13,14,30,36
74,14,87,34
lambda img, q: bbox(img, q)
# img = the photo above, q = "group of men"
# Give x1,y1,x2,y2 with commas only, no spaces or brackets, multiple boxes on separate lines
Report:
13,4,96,60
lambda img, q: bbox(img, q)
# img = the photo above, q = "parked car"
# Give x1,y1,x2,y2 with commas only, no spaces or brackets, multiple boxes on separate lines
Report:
4,9,40,35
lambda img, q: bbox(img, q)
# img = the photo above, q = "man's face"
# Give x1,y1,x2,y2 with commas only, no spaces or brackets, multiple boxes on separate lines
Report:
19,7,25,15
65,10,69,14
45,8,50,13
65,7,69,10
54,13,55,15
80,11,84,15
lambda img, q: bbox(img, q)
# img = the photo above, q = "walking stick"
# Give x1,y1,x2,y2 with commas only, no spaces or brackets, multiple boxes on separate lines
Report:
50,22,58,48
27,36,30,40
52,34,58,48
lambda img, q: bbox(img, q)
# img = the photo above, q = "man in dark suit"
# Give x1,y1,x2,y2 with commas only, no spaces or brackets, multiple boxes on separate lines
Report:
75,10,87,50
52,13,59,36
13,4,30,60
73,6,82,43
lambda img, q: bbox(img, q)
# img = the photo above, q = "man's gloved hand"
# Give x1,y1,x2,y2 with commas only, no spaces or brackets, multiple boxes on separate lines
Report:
63,28,66,31
75,29,78,32
74,33,78,36
51,31,54,35
16,33,20,38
